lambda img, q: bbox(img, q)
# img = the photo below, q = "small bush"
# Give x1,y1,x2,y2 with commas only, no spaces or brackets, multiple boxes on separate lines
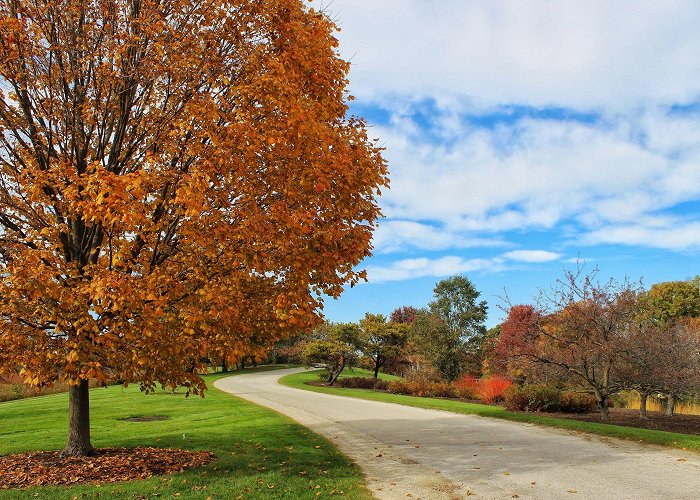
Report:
375,379,389,391
504,384,561,412
610,392,629,409
503,386,530,412
425,381,457,398
560,392,598,413
336,377,388,390
477,376,513,403
385,380,456,398
504,384,597,413
453,375,480,399
387,380,413,395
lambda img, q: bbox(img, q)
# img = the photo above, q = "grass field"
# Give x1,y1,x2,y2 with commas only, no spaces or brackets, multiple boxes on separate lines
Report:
281,370,700,453
0,366,371,499
319,367,401,382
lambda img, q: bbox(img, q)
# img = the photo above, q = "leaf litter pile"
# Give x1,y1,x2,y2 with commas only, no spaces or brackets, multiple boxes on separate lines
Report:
0,447,214,489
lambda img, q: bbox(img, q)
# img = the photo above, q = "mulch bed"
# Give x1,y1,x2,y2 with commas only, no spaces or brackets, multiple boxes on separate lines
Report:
543,407,700,435
0,447,215,489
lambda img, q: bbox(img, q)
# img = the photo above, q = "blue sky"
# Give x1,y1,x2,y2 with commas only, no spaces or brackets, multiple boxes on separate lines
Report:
314,0,700,327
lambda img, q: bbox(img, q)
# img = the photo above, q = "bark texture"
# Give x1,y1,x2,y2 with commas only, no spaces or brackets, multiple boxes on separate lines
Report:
62,380,94,457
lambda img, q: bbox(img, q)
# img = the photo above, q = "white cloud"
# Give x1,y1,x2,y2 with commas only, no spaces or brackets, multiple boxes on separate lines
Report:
502,250,563,263
366,256,505,283
317,0,700,110
372,220,508,253
311,1,700,262
366,248,565,283
583,222,700,251
376,108,700,240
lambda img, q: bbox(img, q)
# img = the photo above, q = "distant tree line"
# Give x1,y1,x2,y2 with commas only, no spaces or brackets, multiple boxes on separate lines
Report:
496,268,700,420
271,270,700,422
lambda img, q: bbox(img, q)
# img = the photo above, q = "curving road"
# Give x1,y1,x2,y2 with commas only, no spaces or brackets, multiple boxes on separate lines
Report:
214,368,700,499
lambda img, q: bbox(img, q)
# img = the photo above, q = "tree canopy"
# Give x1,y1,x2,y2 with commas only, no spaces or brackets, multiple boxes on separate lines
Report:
357,313,408,378
0,0,387,455
410,275,487,381
640,280,700,325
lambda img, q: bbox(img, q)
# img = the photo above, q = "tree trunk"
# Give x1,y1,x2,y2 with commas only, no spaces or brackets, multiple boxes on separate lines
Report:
328,363,344,385
595,391,609,420
639,391,648,419
665,394,676,416
373,364,380,379
221,355,229,373
62,379,94,457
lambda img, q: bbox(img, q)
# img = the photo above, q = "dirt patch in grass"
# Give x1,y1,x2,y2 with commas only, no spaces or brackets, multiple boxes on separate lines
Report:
0,447,214,489
544,407,700,435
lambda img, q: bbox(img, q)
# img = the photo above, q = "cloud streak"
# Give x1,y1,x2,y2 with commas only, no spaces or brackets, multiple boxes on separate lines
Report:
367,249,564,283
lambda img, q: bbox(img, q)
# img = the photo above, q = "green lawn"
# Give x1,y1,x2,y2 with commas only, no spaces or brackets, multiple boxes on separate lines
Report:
0,366,371,499
281,370,700,453
331,367,401,382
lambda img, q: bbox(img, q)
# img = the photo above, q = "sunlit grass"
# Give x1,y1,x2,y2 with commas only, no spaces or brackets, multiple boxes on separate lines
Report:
0,366,371,499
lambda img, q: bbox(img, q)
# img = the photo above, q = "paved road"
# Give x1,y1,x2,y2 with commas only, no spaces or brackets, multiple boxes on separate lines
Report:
214,368,700,499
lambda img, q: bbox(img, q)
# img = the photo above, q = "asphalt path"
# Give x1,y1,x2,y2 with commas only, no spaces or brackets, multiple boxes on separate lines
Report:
214,368,700,499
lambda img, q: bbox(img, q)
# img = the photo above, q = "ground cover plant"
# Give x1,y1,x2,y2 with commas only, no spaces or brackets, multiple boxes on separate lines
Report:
0,367,370,499
281,370,700,453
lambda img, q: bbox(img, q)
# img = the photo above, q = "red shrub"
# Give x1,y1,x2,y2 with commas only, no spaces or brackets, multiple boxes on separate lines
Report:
477,376,513,403
453,375,480,399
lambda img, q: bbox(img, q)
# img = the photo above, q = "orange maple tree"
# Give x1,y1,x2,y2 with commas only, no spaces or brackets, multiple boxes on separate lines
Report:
0,0,387,456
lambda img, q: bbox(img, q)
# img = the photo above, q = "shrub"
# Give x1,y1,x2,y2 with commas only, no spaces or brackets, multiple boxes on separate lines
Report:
376,379,389,390
387,380,412,395
560,392,598,413
477,376,513,403
385,379,456,398
425,381,457,398
504,384,561,412
453,375,480,399
504,384,597,413
336,377,388,390
503,385,531,412
610,392,630,409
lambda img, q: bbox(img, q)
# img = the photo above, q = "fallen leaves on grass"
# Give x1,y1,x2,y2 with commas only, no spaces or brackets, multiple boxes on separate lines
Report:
0,447,214,489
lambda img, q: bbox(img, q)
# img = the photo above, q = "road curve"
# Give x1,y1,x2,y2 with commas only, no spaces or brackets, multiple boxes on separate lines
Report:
214,368,700,499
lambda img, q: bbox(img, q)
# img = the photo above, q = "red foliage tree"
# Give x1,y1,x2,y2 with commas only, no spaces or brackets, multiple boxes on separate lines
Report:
390,306,418,325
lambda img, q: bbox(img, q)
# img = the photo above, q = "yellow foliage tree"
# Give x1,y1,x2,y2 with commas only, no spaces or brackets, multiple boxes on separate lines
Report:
0,0,387,456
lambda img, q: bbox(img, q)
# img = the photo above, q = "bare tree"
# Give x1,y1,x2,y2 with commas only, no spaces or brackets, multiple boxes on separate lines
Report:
499,267,640,420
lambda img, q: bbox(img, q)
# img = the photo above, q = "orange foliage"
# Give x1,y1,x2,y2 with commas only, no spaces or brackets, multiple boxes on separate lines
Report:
453,374,480,399
0,0,386,443
453,374,512,403
477,376,513,403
